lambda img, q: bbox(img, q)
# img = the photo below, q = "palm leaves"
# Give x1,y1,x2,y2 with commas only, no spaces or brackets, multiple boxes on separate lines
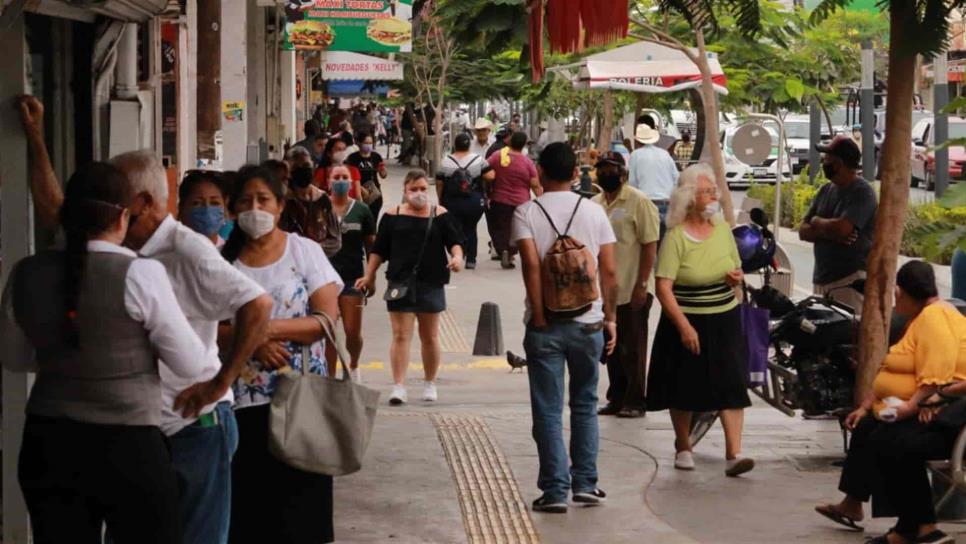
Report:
810,0,965,58
654,0,762,36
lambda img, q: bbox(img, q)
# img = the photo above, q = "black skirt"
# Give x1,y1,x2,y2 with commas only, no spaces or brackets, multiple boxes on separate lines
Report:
646,306,752,412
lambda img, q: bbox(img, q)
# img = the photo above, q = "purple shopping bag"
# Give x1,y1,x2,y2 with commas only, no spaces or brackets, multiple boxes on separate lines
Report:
740,302,770,387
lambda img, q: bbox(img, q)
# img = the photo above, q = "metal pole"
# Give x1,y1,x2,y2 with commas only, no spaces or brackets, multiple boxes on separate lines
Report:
746,113,784,242
935,52,950,197
809,101,821,183
861,41,875,182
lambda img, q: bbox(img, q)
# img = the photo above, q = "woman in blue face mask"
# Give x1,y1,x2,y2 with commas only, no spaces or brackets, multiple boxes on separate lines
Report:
178,171,228,247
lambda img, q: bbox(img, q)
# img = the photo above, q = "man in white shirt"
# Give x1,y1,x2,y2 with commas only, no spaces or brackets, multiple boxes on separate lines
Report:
112,151,273,544
511,142,618,514
469,117,495,156
627,123,679,237
17,99,272,544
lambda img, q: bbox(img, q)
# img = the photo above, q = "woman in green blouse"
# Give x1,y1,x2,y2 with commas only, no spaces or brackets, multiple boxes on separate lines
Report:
646,163,753,477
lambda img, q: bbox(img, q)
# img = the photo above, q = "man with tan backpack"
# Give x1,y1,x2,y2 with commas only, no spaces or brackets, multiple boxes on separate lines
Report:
510,142,619,514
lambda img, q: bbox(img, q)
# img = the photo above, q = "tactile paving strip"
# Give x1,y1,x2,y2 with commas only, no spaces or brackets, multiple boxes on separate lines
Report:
439,309,472,353
431,414,540,544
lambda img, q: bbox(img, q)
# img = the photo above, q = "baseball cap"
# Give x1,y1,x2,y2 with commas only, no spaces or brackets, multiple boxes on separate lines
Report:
495,125,512,138
595,151,626,169
816,135,861,169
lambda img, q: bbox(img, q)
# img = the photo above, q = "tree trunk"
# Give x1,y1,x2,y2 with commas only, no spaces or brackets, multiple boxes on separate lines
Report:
855,4,917,403
694,29,734,225
688,88,704,161
599,91,614,152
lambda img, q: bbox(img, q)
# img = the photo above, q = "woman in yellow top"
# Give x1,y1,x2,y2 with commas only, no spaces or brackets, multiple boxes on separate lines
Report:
646,163,753,477
816,261,966,542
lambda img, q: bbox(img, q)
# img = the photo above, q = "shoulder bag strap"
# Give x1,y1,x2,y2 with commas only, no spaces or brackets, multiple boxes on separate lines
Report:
409,205,436,279
533,200,561,237
562,196,583,237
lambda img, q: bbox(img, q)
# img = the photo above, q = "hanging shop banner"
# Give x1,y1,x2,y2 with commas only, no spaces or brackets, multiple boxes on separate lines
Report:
283,0,413,53
321,51,404,80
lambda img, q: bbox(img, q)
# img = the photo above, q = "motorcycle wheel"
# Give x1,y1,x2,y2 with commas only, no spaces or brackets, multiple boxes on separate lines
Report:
689,411,719,448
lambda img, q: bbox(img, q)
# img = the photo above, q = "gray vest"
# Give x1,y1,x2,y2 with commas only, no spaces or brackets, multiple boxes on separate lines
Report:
15,251,161,426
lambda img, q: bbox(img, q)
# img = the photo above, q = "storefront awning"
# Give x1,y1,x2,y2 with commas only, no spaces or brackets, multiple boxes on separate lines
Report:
321,52,404,81
6,0,171,22
548,41,728,95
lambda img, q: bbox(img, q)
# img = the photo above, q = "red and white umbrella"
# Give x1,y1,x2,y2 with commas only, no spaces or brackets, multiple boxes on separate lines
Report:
549,41,728,95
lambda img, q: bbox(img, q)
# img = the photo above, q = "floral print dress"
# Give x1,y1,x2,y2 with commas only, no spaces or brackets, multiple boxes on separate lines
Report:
231,233,344,409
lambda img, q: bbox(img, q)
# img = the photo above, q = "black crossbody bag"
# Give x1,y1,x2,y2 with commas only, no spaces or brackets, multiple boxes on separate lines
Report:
384,206,436,304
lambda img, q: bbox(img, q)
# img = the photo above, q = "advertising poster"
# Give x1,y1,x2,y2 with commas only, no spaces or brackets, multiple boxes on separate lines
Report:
282,0,413,53
223,101,246,122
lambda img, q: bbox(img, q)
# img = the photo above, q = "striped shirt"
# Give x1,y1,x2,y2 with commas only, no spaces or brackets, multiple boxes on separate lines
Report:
656,222,742,315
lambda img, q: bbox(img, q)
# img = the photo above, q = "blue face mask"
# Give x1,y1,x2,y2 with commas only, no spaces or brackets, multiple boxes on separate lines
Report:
187,205,225,236
331,180,351,196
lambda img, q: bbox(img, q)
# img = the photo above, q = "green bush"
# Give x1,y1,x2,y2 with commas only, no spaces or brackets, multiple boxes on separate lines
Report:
901,200,966,265
745,170,827,229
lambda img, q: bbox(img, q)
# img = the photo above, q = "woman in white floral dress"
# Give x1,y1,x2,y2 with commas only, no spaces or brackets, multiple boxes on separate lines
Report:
220,165,342,544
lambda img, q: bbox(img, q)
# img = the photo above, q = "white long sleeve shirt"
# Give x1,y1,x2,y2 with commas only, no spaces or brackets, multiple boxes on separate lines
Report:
627,144,680,201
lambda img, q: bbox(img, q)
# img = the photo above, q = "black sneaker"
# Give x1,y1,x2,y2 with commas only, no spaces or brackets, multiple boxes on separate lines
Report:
572,489,607,505
917,530,954,544
466,261,477,270
532,495,568,514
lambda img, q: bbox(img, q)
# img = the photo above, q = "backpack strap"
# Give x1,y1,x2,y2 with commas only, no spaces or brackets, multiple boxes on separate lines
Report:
562,196,583,237
533,200,561,237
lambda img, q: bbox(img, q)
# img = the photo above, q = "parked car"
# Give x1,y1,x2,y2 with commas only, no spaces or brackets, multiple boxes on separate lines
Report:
910,116,966,190
784,115,814,175
721,125,793,188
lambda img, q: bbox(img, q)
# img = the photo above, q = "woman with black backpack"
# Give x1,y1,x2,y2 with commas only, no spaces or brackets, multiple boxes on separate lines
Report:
435,133,495,269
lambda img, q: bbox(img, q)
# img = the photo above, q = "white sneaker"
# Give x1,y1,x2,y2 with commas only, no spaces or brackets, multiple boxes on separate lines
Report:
389,384,407,405
674,451,695,471
349,367,362,383
725,457,755,477
422,381,438,402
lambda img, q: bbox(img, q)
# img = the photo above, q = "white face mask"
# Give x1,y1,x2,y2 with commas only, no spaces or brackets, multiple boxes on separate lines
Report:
701,200,721,220
407,192,429,209
332,151,346,165
237,209,276,239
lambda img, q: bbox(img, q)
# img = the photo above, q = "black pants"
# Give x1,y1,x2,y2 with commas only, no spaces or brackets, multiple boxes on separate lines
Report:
369,196,384,221
485,201,517,256
18,415,182,544
443,195,484,264
605,299,652,410
229,404,334,544
874,420,958,535
839,416,891,504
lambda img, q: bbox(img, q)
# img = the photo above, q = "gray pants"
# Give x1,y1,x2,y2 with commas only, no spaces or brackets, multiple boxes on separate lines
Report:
814,270,866,315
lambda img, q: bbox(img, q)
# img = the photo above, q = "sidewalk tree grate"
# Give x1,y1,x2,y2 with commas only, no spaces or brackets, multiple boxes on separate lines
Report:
431,414,540,544
439,309,472,353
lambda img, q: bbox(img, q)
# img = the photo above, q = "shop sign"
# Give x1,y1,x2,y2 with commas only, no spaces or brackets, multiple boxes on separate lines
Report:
283,0,413,53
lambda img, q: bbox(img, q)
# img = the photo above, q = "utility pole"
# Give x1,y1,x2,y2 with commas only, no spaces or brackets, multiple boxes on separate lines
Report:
860,40,875,182
809,101,821,183
934,51,950,197
197,0,221,162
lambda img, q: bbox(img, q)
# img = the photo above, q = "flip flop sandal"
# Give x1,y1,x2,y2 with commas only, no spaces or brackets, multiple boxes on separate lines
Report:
815,504,864,532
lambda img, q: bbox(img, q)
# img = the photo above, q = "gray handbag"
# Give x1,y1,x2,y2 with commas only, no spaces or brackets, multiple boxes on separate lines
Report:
268,312,380,476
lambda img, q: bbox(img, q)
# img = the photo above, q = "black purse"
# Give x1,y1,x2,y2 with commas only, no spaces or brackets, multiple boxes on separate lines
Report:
384,206,436,304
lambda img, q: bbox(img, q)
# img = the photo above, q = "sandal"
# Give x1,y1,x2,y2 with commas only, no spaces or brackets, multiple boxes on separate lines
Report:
616,407,646,419
815,504,864,532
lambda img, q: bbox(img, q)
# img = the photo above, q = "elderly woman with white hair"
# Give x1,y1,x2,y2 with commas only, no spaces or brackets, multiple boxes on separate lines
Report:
646,163,754,477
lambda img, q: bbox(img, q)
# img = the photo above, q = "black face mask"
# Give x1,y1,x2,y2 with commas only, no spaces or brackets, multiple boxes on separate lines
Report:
598,173,622,193
291,166,314,189
822,161,837,180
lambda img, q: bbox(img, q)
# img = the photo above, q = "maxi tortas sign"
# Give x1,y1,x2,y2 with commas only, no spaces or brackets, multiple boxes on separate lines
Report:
283,0,413,53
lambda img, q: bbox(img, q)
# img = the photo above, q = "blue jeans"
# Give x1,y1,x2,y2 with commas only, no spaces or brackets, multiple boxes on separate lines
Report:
524,321,604,501
170,401,239,544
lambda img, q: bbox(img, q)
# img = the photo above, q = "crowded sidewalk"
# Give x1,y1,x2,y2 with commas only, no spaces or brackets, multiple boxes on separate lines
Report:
333,164,964,543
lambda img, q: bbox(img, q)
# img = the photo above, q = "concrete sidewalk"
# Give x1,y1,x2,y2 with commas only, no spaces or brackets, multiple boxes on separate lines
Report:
333,166,963,543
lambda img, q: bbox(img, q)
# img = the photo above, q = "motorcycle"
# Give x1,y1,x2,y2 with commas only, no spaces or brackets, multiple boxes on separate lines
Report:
688,209,861,447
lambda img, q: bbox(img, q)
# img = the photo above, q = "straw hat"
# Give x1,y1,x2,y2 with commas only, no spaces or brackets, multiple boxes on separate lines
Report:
635,124,660,145
474,118,493,131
